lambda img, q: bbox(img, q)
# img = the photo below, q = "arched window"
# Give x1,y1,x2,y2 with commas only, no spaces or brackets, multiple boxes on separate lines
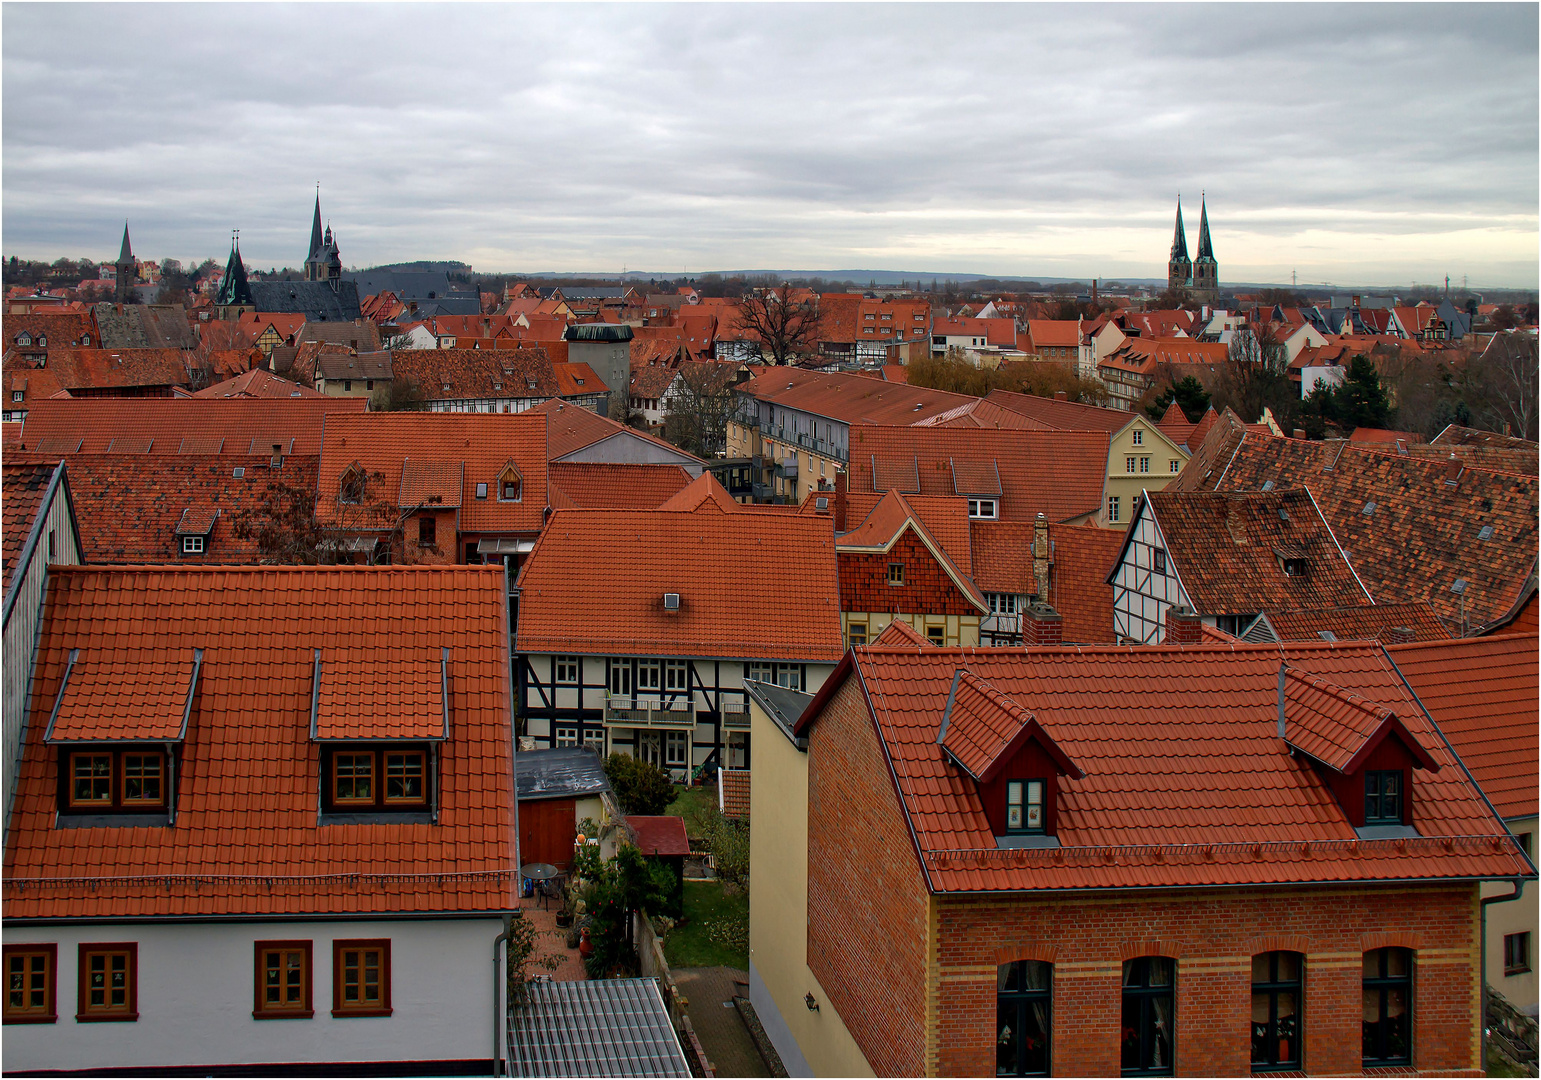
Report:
81,333,91,346
1121,957,1174,1076
996,960,1051,1076
1251,952,1302,1070
498,465,522,502
1362,948,1412,1066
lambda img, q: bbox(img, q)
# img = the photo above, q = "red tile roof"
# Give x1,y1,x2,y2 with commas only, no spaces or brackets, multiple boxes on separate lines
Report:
845,425,1109,524
2,422,22,452
718,769,751,819
3,310,100,350
4,565,516,919
838,490,985,610
966,520,1120,644
796,642,1525,893
552,361,607,397
1350,427,1425,445
1156,401,1197,447
315,650,447,740
391,348,557,403
316,412,549,535
192,368,324,399
16,397,365,456
1389,633,1539,820
2,459,64,589
1137,488,1370,615
1024,320,1082,350
524,398,705,465
1281,669,1440,774
983,388,1133,434
627,815,691,857
44,647,196,743
872,618,932,647
5,347,192,396
1254,602,1450,644
516,495,843,663
548,462,692,510
938,671,1082,783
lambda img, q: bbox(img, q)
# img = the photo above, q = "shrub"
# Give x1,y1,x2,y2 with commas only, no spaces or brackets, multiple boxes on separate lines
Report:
603,753,676,815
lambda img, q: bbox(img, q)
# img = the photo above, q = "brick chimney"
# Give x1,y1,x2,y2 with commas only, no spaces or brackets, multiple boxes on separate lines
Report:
1022,602,1062,646
1032,513,1051,600
833,470,848,532
1165,605,1203,645
1292,428,1307,440
1379,625,1415,646
1053,390,1068,401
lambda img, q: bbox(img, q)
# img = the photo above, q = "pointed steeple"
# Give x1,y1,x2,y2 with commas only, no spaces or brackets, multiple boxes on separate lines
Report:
117,222,134,265
216,234,253,309
309,189,324,261
1195,195,1215,262
1169,198,1190,262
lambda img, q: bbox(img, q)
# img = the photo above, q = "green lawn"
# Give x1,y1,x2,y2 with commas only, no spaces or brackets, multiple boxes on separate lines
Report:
664,784,717,843
663,880,749,970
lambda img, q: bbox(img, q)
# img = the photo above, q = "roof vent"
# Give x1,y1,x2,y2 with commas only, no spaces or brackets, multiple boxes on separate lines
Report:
1478,525,1494,540
1362,501,1376,515
1451,578,1467,594
663,592,681,611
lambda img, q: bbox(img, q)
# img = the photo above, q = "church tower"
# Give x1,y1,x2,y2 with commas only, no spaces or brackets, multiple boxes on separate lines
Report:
215,234,254,319
114,223,137,305
1167,198,1193,293
304,190,343,287
1191,195,1219,305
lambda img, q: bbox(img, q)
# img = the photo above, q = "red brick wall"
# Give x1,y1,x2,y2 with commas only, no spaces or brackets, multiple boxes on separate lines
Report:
840,529,976,616
935,884,1479,1077
807,676,930,1076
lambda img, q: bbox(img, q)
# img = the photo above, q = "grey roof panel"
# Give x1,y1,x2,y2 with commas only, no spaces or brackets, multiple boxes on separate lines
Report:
247,280,362,321
515,746,612,802
508,977,690,1077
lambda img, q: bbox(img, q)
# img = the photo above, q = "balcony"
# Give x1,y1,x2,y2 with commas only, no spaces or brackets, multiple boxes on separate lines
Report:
720,699,750,730
603,696,697,729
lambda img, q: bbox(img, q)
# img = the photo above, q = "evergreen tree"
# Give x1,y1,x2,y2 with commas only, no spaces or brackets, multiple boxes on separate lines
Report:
1332,355,1393,429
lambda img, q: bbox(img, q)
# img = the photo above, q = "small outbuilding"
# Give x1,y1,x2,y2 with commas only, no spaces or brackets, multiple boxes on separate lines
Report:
516,746,612,869
627,814,691,918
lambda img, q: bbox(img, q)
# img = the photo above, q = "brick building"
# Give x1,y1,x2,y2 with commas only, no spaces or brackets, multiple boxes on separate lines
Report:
748,630,1532,1077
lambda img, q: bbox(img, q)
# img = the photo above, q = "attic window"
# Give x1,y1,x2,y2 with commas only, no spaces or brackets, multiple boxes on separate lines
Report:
182,536,205,555
1006,779,1045,834
340,467,365,504
1279,556,1309,577
498,465,523,502
1261,480,1275,492
16,333,30,346
1317,630,1338,642
1451,578,1467,594
1362,501,1376,516
232,467,245,478
475,483,488,499
967,498,998,520
1479,525,1494,541
36,336,46,347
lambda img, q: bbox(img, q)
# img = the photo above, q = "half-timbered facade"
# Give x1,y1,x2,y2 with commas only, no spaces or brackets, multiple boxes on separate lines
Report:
514,475,843,776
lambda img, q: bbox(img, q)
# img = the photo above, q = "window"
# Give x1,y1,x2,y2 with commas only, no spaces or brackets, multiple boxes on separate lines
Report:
343,380,352,392
748,661,803,691
1005,780,1045,833
1251,952,1302,1071
888,562,905,586
1121,957,1174,1075
1139,457,1150,473
1362,948,1412,1065
554,725,578,748
1517,832,1534,858
1107,497,1121,523
637,659,662,693
968,498,998,519
1504,932,1531,975
82,333,90,345
1280,556,1309,577
77,944,137,1022
340,468,365,504
63,749,167,812
847,622,868,647
665,731,688,766
1169,459,1180,473
610,660,632,697
10,391,20,403
4,945,56,1024
332,940,391,1017
1126,456,1137,473
997,960,1051,1076
664,659,690,692
988,593,1020,616
1131,429,1143,446
555,657,580,685
926,625,946,646
499,467,522,501
182,535,205,555
254,941,313,1019
16,333,29,346
475,482,488,499
1152,548,1167,575
324,747,429,812
1364,770,1403,825
37,336,46,347
418,515,436,547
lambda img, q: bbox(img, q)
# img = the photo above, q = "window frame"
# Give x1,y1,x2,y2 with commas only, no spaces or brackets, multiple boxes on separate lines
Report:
968,498,999,520
1108,496,1121,522
1364,770,1403,825
665,730,689,767
332,939,392,1018
1005,779,1046,834
847,622,868,647
887,562,905,586
4,944,57,1024
181,534,205,555
1362,947,1412,1066
417,514,436,548
76,943,138,1023
664,659,690,692
322,746,431,813
996,959,1052,1076
253,940,314,1020
636,658,662,693
1504,932,1531,975
498,467,523,502
61,747,168,814
1120,956,1175,1076
1131,429,1143,446
554,724,579,748
554,656,581,685
1250,951,1303,1072
1152,548,1167,575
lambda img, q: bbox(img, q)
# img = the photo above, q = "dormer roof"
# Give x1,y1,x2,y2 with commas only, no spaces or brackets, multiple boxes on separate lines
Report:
937,671,1083,784
1281,668,1440,774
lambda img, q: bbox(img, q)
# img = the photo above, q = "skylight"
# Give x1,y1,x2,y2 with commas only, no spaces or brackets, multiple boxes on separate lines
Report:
1451,579,1467,594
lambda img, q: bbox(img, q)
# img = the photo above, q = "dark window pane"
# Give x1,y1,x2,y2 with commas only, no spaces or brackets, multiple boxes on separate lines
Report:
997,1001,1019,1075
1276,952,1300,983
1121,994,1142,1069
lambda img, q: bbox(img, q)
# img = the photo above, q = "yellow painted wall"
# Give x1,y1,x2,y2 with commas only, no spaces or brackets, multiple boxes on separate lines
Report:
748,697,875,1078
1485,816,1538,1013
1101,417,1189,527
841,611,979,647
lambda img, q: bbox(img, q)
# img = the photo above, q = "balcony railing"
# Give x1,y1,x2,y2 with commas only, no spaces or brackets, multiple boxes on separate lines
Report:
603,696,697,729
720,699,750,730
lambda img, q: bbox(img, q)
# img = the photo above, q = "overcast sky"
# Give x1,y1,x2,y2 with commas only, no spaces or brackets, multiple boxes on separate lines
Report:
4,3,1537,287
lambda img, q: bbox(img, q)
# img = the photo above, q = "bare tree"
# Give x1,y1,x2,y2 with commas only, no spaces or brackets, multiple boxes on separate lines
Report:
1210,324,1295,427
1468,333,1539,440
733,287,822,365
230,469,422,565
662,363,740,457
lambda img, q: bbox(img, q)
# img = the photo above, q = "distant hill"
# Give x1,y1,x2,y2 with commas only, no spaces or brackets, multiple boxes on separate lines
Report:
364,260,472,274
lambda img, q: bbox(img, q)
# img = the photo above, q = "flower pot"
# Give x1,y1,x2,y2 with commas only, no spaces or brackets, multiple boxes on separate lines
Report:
555,911,573,928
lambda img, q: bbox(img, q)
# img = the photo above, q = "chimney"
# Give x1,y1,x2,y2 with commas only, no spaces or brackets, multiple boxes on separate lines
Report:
1164,605,1203,645
1053,390,1068,401
1292,428,1307,440
833,470,848,532
1022,602,1062,646
1379,625,1415,646
1032,513,1051,600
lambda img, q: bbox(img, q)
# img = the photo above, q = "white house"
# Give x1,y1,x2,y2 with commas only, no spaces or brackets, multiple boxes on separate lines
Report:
2,564,520,1075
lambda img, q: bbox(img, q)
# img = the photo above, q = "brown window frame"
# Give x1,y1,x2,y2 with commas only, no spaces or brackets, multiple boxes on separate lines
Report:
498,468,523,503
60,748,169,813
254,940,313,1019
332,939,392,1017
323,746,431,813
887,562,904,586
417,514,436,547
76,943,137,1022
4,944,57,1024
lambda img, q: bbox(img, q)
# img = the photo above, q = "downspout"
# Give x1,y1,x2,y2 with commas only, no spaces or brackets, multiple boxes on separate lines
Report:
1480,878,1526,1073
491,911,513,1076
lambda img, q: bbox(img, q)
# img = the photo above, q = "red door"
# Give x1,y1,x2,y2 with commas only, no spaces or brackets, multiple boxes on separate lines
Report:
518,798,577,868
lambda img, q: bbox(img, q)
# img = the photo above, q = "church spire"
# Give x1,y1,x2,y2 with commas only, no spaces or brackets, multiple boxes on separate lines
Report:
1195,194,1215,261
216,232,253,310
309,188,324,261
1170,197,1190,262
117,222,134,265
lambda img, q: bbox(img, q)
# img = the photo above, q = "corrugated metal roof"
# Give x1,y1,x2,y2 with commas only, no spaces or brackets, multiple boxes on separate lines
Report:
508,978,689,1077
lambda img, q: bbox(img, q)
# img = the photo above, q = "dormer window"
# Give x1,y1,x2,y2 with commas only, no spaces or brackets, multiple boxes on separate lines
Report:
340,466,365,504
968,498,998,520
36,335,46,348
181,536,205,555
498,466,522,502
82,333,90,346
1364,770,1403,825
16,333,30,346
62,748,168,813
1006,779,1045,834
322,746,430,812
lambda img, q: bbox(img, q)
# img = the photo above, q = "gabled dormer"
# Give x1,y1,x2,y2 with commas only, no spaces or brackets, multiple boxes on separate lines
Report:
1279,667,1441,836
497,462,523,502
936,670,1083,847
339,462,367,504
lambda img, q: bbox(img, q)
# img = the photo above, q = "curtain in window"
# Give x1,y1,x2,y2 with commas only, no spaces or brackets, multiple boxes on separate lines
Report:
1150,994,1173,1070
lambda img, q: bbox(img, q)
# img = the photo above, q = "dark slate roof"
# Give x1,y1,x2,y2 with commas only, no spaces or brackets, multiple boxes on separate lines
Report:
745,678,813,749
248,280,362,321
400,297,481,317
92,304,197,349
558,288,627,301
508,978,690,1077
514,746,611,802
344,270,478,306
564,323,634,343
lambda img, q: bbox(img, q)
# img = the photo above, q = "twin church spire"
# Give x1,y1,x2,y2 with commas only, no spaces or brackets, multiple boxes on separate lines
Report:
1168,194,1219,304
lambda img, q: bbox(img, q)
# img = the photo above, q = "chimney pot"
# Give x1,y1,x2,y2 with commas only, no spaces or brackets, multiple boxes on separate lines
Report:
1380,625,1415,646
1164,605,1204,645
